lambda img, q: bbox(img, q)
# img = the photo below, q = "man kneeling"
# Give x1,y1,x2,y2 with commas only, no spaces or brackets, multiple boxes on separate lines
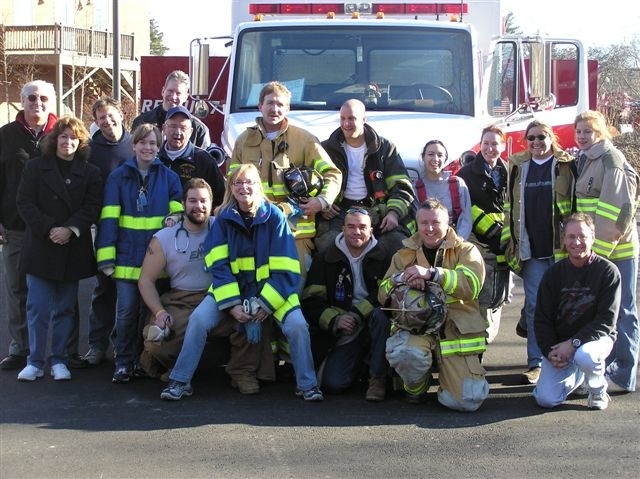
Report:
533,213,620,410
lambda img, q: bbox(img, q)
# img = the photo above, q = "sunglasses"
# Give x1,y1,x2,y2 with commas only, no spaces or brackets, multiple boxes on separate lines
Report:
526,134,547,141
27,94,49,103
345,207,369,215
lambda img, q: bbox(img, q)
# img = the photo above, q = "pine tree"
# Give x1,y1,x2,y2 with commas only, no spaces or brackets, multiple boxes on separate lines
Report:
150,19,169,56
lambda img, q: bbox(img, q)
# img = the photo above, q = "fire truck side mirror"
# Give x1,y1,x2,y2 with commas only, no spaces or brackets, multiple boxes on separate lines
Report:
189,41,210,97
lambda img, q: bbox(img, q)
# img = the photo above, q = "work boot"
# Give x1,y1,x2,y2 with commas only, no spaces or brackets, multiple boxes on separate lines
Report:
365,376,387,402
230,375,260,395
521,366,541,385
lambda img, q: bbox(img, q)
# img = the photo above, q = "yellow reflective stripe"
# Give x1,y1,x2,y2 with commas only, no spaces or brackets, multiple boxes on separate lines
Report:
404,381,428,396
594,238,615,252
556,199,572,216
169,200,183,214
595,201,621,221
271,340,278,354
113,265,141,281
277,338,290,355
269,256,301,274
119,215,164,230
457,264,481,299
206,244,229,269
227,163,240,176
608,242,637,260
231,256,256,272
273,294,301,322
384,174,411,188
96,246,116,263
576,198,598,212
387,198,408,216
213,282,241,303
555,251,568,261
439,336,487,356
262,282,285,310
381,277,394,295
312,157,335,174
441,268,458,293
100,205,121,221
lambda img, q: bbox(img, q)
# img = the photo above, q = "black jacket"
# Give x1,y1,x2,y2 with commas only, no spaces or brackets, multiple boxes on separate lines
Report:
457,153,508,254
16,151,103,281
158,142,226,207
132,105,210,149
0,112,56,230
302,239,389,335
89,128,133,184
321,123,415,233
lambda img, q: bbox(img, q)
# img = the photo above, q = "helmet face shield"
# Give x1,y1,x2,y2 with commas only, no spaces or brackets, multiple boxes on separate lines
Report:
283,166,324,200
385,281,447,335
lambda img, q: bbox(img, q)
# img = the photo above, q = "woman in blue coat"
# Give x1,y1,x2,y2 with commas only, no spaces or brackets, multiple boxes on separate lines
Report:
96,123,183,383
16,117,102,381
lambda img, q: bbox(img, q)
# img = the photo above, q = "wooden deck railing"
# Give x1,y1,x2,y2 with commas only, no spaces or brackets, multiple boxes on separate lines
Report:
1,24,135,60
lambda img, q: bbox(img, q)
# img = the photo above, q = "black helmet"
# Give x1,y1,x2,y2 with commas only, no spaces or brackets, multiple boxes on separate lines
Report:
283,166,324,200
385,281,447,335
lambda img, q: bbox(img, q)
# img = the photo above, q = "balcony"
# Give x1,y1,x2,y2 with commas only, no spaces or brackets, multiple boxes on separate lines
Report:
1,23,135,60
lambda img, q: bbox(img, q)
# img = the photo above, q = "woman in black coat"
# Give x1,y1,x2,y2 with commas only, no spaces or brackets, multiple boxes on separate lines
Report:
16,116,102,382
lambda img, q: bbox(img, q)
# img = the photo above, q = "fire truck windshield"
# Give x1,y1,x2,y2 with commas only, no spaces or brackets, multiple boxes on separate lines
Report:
230,25,474,116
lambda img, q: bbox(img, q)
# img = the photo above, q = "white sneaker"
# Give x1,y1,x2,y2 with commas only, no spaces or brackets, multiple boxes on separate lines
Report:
587,391,610,410
51,363,71,381
17,365,44,381
606,377,629,394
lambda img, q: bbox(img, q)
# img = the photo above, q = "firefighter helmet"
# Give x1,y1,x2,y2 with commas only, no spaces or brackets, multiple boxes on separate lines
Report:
283,166,324,200
386,281,447,335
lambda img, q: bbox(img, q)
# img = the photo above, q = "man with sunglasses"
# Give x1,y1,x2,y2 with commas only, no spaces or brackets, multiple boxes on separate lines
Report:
316,99,416,260
302,207,392,401
0,80,58,370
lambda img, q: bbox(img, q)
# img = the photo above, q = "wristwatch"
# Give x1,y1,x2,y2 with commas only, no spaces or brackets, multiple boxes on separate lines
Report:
571,338,582,349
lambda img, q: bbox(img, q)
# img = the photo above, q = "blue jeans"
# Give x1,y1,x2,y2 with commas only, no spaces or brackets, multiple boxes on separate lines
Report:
521,257,554,368
113,280,142,368
534,335,614,408
171,296,318,391
606,257,639,391
87,270,117,353
25,275,78,369
322,308,391,392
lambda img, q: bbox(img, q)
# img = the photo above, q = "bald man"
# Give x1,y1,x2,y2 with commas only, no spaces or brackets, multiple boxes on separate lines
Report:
316,99,415,259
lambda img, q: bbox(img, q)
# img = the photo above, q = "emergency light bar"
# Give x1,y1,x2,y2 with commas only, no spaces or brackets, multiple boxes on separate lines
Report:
248,3,469,15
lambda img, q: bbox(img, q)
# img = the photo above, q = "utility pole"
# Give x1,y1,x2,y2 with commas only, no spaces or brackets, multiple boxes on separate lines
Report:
112,0,121,100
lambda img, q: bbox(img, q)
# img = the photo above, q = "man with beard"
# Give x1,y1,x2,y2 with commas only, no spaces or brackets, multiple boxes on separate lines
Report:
137,179,269,385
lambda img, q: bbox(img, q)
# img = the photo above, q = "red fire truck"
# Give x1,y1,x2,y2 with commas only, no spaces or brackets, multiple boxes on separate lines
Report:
140,1,597,171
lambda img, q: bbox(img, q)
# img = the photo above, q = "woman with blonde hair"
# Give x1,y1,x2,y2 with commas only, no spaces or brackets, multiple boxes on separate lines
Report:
574,109,639,393
161,164,324,401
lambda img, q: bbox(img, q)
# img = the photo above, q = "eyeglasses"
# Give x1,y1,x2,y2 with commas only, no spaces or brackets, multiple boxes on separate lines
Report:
27,94,49,103
232,180,257,187
526,134,547,141
165,124,191,133
345,207,369,215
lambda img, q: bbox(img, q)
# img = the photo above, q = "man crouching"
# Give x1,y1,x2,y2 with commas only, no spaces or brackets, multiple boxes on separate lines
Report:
378,198,489,411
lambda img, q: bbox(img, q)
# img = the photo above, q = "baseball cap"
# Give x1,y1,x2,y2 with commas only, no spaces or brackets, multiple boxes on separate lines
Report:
166,105,191,120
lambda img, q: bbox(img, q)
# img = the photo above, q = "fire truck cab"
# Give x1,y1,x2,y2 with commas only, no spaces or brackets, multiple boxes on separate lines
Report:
188,1,593,171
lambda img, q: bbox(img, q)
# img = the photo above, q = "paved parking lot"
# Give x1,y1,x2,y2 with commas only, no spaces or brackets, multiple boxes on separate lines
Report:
0,254,638,478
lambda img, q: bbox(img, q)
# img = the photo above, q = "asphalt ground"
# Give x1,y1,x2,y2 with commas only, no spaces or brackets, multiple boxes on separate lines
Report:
0,253,639,478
